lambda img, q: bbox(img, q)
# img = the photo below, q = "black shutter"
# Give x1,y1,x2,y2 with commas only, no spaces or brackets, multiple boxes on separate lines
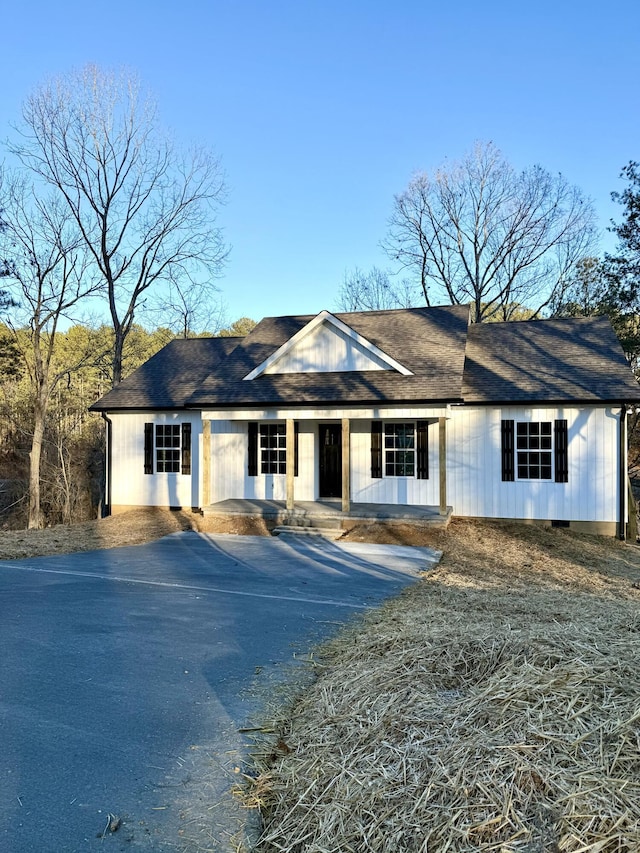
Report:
501,419,515,482
181,423,191,474
144,422,154,475
248,422,258,477
371,420,382,478
554,419,568,483
417,420,429,479
294,422,299,477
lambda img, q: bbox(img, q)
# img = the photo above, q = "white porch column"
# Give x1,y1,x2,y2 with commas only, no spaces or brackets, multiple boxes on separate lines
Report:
286,418,295,511
202,419,211,508
342,417,351,513
439,416,447,516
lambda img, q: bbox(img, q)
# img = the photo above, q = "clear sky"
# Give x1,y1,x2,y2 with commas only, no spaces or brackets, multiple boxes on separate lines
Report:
1,0,639,325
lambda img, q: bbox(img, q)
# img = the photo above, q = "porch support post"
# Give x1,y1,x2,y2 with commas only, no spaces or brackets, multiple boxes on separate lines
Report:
342,417,350,513
286,418,295,511
202,419,211,508
438,416,447,516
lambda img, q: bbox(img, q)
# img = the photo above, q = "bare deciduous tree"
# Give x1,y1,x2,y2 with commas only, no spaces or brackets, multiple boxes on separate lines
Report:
0,171,100,528
336,266,421,312
144,273,227,338
10,64,228,384
384,142,598,322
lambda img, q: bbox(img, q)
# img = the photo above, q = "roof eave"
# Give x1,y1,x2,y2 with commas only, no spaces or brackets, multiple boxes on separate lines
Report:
188,396,465,410
460,396,640,406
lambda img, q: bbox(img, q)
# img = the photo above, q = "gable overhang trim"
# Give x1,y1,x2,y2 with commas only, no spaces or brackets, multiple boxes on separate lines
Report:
242,310,414,380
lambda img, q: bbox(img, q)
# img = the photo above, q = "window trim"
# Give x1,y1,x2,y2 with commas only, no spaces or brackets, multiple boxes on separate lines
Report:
143,422,191,475
247,421,298,477
383,422,416,479
516,421,553,481
501,418,568,483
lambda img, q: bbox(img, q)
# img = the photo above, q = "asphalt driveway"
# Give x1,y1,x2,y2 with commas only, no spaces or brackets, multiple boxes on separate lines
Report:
0,531,439,852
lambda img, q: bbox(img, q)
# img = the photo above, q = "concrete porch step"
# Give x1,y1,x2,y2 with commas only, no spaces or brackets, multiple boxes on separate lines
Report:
283,513,343,530
272,525,344,541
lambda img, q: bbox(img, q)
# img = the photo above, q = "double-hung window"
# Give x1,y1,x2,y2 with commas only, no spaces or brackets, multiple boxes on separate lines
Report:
247,422,298,476
501,419,568,483
144,423,191,475
156,424,181,473
516,422,552,480
384,423,415,477
260,423,287,474
371,421,429,479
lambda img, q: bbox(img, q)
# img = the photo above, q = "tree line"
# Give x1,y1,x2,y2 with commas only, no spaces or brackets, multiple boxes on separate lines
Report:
0,319,254,530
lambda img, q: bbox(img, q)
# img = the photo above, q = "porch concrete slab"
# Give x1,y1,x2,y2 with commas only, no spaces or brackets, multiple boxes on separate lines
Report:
0,531,439,853
203,498,452,524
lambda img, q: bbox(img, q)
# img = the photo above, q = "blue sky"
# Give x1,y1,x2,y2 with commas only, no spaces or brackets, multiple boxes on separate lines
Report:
1,0,639,325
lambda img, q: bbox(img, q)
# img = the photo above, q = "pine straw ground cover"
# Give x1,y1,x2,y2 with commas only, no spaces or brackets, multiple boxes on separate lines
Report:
246,521,640,853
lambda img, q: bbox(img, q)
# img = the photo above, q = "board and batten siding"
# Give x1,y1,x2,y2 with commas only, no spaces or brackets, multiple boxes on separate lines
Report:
208,420,316,503
447,406,621,523
110,412,200,509
349,419,440,505
262,321,390,374
108,405,622,524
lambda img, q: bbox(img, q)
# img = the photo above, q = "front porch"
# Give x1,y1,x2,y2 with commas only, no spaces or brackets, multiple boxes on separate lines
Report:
201,498,453,536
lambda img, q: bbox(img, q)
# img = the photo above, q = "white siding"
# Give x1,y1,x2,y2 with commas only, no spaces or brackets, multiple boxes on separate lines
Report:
350,419,440,505
263,321,391,374
447,406,621,523
110,412,200,508
209,421,316,502
109,405,622,524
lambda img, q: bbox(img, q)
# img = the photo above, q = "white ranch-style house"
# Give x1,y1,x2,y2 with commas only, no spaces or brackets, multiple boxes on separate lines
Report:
91,305,640,538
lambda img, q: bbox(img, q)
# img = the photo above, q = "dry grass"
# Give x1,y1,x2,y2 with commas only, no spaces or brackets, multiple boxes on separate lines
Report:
0,507,276,561
0,508,202,560
248,521,640,852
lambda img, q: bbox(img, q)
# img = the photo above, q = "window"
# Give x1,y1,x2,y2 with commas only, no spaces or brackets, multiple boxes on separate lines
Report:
144,422,191,475
156,424,181,473
384,423,415,477
502,419,568,483
260,423,287,474
248,422,298,477
516,421,552,480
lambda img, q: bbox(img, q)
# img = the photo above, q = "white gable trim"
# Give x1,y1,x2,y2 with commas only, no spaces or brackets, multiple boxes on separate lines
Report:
243,310,413,380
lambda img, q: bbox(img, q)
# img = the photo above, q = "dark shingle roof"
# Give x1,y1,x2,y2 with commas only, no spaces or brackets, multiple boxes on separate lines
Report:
90,308,640,412
186,305,471,407
462,316,640,403
90,337,241,410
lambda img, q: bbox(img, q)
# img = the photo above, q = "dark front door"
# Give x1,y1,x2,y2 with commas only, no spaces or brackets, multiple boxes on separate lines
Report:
319,424,342,498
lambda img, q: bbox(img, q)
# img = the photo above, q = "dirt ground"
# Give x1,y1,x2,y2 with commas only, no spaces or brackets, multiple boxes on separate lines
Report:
0,507,470,562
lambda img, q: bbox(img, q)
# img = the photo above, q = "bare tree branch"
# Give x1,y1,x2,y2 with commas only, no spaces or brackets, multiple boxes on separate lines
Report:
10,64,228,384
383,142,598,322
337,267,421,312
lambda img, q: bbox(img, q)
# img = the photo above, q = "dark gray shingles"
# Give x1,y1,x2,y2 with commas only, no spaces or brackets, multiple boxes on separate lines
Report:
90,337,242,410
462,317,640,403
187,305,471,406
91,309,640,412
